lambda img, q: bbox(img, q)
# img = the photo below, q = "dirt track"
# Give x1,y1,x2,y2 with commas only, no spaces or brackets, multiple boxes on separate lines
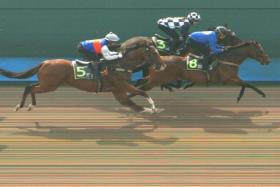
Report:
0,85,279,186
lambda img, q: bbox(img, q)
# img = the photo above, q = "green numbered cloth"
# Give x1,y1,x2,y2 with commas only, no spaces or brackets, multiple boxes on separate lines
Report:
72,61,101,80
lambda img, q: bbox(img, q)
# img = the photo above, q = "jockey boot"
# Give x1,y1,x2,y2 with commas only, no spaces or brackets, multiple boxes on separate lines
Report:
202,59,210,85
169,38,180,53
89,61,95,73
202,59,209,72
177,37,185,50
90,61,102,79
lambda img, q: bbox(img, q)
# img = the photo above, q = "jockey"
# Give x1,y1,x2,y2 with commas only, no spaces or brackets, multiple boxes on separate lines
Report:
77,32,123,62
184,26,228,71
157,12,201,52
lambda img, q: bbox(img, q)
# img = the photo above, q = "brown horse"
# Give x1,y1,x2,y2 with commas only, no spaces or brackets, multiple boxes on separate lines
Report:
0,37,163,113
129,40,271,103
158,25,243,90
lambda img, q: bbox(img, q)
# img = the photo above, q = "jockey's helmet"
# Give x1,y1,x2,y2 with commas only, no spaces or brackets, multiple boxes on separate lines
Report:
105,32,120,42
187,12,201,23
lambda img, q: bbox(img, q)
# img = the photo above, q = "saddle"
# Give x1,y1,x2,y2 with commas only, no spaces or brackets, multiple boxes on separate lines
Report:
186,53,216,71
72,60,102,80
152,34,185,56
75,59,92,66
152,36,172,55
154,34,170,41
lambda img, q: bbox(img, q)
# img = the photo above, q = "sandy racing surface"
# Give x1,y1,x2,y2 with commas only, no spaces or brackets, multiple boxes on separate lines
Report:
0,85,279,186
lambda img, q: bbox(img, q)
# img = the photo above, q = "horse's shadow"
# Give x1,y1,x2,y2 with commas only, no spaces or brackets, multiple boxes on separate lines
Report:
18,122,177,147
104,102,278,135
0,117,8,152
0,145,7,152
16,104,279,145
135,104,279,134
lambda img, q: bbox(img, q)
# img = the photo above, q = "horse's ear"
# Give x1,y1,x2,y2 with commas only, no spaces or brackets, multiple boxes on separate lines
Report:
246,40,257,45
251,40,257,44
207,26,215,31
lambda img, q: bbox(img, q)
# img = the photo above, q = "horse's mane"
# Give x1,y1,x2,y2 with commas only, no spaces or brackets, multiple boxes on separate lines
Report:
121,36,152,48
207,23,229,31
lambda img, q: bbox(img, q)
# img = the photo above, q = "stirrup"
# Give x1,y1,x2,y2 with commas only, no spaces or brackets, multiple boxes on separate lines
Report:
203,70,210,85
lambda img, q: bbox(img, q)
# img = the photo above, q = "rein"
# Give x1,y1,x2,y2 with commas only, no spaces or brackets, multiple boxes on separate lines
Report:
226,41,250,51
218,60,239,68
216,41,252,68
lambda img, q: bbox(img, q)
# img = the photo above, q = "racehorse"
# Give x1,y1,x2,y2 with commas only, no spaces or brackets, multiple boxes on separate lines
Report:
128,40,271,103
151,26,271,102
0,38,163,113
159,26,243,91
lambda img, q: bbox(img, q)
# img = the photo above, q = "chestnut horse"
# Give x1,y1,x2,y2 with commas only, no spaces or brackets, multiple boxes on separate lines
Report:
129,40,271,103
0,37,163,113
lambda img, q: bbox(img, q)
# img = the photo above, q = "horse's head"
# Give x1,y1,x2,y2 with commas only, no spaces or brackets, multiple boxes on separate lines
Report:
212,26,270,65
246,40,271,65
120,37,161,71
216,26,242,45
219,40,271,66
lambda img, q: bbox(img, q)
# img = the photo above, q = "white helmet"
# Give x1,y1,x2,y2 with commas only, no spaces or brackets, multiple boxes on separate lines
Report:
105,32,120,42
187,12,201,22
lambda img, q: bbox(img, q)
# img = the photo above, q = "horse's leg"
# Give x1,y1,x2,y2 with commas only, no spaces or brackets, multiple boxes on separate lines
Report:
160,84,174,92
125,83,159,112
15,84,34,111
183,82,196,89
31,92,36,105
160,80,184,92
128,80,157,98
237,86,246,103
228,77,266,102
28,83,40,111
108,74,160,112
25,81,61,111
29,83,40,106
113,90,160,113
239,81,266,98
112,91,145,113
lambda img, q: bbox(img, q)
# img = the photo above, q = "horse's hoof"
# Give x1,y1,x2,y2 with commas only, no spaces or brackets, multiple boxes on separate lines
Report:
27,104,34,111
140,107,154,114
262,94,266,98
13,104,20,112
152,108,165,113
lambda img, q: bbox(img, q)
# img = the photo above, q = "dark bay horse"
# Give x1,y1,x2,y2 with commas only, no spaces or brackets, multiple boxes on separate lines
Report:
0,37,163,113
129,40,270,103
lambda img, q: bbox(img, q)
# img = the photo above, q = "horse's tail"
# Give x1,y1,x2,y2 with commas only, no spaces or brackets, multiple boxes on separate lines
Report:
0,63,43,79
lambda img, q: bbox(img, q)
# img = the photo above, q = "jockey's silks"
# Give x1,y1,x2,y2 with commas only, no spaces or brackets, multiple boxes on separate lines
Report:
80,39,109,54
